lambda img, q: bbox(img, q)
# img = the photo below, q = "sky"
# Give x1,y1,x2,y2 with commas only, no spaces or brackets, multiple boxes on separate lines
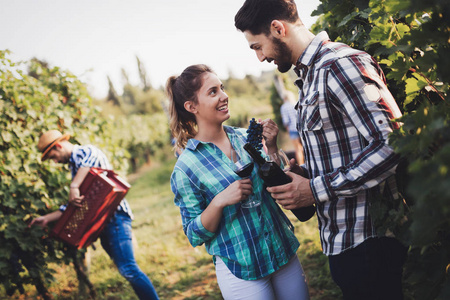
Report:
1,0,320,98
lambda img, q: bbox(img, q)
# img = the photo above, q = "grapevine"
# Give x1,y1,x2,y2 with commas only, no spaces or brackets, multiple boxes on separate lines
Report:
246,118,263,152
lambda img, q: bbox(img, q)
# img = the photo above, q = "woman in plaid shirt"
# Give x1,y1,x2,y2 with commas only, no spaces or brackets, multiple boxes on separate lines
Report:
167,64,309,300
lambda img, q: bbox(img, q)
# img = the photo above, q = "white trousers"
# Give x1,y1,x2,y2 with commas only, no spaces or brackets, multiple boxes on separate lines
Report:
215,255,310,300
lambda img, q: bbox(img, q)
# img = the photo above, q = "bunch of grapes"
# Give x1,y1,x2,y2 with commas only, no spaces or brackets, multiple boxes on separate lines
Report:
246,118,263,152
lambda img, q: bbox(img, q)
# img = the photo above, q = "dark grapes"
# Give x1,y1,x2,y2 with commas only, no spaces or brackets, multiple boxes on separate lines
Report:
246,118,263,152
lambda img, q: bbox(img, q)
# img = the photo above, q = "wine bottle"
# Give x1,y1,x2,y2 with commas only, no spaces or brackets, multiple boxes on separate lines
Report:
243,143,315,222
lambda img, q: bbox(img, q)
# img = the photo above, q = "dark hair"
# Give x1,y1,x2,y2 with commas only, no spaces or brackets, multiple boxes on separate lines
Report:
235,0,300,36
166,64,214,151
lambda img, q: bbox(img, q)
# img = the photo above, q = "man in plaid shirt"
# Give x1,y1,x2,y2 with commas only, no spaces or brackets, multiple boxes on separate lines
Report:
235,0,408,299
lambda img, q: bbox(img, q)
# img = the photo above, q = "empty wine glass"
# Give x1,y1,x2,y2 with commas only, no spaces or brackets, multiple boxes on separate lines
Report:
267,149,291,171
230,147,260,208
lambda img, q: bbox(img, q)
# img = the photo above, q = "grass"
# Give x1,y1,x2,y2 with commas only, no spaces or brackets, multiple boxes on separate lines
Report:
5,147,342,300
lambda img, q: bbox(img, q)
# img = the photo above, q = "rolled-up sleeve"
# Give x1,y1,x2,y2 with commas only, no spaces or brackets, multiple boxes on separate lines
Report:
171,168,215,247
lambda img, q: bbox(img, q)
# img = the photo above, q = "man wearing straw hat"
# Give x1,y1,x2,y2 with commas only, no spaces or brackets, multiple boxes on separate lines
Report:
30,130,159,300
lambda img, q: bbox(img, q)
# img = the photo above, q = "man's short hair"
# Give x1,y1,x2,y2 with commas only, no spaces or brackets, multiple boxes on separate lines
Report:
235,0,299,36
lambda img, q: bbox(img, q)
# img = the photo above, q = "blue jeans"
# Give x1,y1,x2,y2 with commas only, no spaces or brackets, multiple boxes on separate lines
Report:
100,211,159,300
328,237,408,300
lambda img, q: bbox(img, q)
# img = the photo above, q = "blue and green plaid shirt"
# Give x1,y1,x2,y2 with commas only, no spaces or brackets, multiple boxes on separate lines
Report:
171,126,299,280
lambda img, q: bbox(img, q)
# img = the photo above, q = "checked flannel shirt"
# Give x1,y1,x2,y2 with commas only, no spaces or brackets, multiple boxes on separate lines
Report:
171,126,299,280
294,31,403,256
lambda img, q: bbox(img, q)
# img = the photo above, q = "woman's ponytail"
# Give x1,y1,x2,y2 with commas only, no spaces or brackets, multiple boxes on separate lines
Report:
166,64,213,153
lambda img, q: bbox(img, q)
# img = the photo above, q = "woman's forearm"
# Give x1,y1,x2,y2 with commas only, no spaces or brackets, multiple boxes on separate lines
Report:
200,197,225,233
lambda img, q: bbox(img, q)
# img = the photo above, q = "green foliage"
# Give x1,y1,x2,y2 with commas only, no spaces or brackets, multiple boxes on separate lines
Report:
269,72,298,131
120,84,165,115
136,56,151,92
101,57,170,172
0,50,117,297
222,73,262,126
313,0,450,298
109,113,170,172
0,47,170,296
225,94,274,129
391,102,450,299
223,71,276,128
100,103,169,174
224,74,262,98
105,57,165,116
0,50,171,297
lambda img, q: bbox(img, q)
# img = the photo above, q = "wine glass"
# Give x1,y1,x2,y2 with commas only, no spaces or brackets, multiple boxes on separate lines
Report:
230,147,260,208
267,149,291,171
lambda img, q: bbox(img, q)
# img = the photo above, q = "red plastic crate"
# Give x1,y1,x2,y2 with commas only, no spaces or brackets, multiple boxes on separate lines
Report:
50,168,130,249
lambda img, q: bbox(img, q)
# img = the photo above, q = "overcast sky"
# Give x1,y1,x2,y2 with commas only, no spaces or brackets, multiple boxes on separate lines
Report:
1,0,320,98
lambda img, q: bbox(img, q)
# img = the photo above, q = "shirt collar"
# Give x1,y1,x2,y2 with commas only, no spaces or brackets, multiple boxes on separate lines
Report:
69,144,80,164
186,139,200,151
185,126,236,151
294,31,330,77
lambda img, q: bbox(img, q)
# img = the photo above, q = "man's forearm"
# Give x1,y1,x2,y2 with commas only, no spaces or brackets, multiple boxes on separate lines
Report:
45,210,63,222
70,167,91,188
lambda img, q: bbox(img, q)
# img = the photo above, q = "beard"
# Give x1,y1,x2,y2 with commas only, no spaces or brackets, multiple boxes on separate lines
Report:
271,37,293,73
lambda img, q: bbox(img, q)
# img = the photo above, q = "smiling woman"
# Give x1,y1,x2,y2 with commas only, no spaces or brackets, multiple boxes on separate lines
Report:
166,64,310,300
187,73,230,129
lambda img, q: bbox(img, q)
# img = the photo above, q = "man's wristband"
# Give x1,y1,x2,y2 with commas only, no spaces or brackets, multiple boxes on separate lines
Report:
70,185,79,189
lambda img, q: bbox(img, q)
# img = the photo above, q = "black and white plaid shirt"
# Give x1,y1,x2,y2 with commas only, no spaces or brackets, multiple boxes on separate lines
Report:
294,32,402,255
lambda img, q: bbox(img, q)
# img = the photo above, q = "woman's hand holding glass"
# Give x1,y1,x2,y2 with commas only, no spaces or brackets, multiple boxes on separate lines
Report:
230,147,260,208
214,179,253,208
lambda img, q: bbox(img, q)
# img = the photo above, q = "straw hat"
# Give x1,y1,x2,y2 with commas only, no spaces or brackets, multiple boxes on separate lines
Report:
38,130,70,160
